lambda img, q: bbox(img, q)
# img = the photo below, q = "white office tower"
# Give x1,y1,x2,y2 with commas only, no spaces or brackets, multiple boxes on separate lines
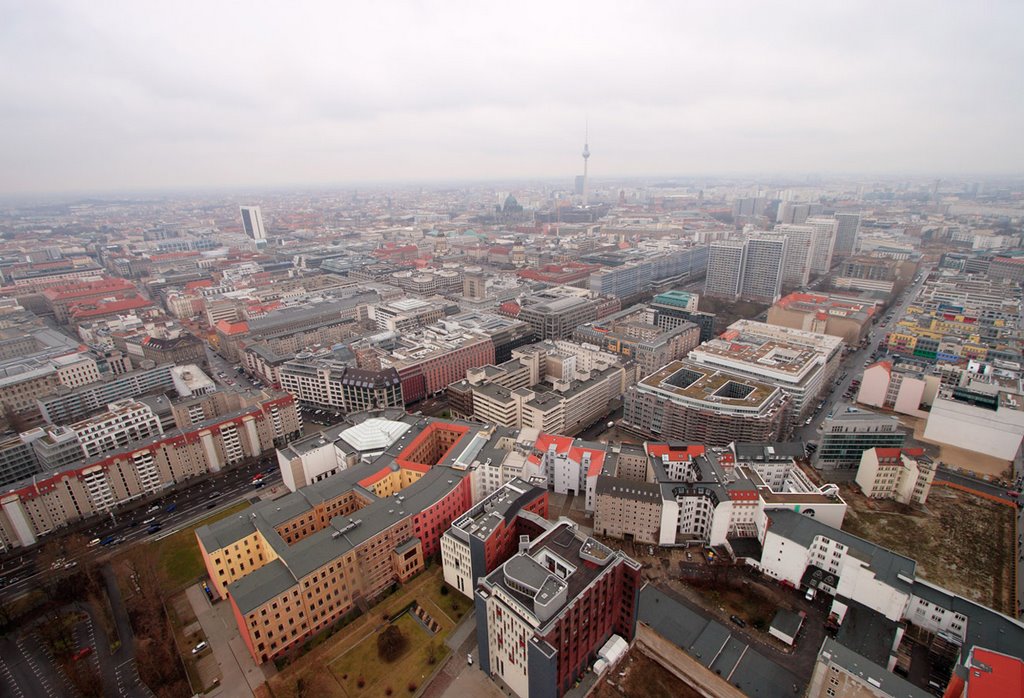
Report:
833,213,861,257
766,225,814,287
705,240,746,299
740,235,786,303
239,205,267,245
805,217,838,274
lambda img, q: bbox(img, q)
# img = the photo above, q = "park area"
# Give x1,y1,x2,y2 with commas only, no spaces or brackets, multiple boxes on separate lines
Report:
266,564,473,698
840,482,1016,614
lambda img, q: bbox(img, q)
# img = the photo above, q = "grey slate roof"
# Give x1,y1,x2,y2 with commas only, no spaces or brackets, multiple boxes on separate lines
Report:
765,509,917,594
637,586,803,697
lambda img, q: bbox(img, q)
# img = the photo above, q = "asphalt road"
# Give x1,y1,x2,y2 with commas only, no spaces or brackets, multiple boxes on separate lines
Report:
792,270,931,447
0,456,279,601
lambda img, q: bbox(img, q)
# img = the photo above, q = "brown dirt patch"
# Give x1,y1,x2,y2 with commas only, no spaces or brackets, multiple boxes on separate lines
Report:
841,483,1015,614
592,647,701,698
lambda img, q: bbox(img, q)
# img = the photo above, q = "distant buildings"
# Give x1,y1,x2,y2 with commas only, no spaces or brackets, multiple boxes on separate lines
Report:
704,236,786,303
573,304,700,377
768,292,877,345
832,212,862,257
239,205,267,245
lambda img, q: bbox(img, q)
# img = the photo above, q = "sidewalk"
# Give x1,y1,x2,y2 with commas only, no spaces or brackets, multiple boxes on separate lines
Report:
185,583,273,698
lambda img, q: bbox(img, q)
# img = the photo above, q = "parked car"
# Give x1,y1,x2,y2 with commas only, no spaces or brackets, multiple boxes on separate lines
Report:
192,641,208,655
729,615,746,628
72,647,93,662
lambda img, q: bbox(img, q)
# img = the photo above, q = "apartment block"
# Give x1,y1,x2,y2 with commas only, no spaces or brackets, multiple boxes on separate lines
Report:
0,393,300,550
279,358,404,414
41,277,141,324
594,441,845,547
37,363,178,425
475,521,641,698
622,360,790,446
573,305,700,377
648,291,716,343
855,447,935,505
196,417,488,664
768,292,877,346
516,287,620,341
441,478,549,598
689,319,843,426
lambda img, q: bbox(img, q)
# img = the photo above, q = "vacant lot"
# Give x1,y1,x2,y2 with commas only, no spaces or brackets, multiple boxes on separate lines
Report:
842,484,1015,614
592,648,700,698
153,501,251,591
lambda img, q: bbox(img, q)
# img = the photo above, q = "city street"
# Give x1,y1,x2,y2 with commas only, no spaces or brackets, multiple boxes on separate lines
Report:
0,456,279,601
792,269,931,448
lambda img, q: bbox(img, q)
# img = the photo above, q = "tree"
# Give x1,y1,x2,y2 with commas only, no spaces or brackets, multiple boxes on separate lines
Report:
376,624,408,662
66,659,104,698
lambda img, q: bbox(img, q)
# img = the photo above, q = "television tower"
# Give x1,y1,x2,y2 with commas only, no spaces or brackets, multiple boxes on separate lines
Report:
581,124,590,206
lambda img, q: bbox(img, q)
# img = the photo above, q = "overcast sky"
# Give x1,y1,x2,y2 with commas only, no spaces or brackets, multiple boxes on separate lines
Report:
1,1,1022,194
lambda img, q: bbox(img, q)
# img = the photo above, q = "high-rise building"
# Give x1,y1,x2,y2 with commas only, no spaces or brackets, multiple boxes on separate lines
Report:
239,205,267,245
475,520,641,698
705,236,785,304
805,216,838,273
740,235,786,303
833,212,861,257
766,225,815,287
704,240,746,299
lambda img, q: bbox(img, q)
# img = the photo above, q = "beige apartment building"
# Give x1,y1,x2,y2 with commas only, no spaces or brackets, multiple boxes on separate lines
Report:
0,393,301,550
855,447,935,506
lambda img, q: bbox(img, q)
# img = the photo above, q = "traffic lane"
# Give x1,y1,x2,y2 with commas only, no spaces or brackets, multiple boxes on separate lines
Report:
0,463,280,597
936,468,1020,503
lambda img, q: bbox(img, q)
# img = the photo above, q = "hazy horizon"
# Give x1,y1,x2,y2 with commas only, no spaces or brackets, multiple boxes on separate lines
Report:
2,1,1022,195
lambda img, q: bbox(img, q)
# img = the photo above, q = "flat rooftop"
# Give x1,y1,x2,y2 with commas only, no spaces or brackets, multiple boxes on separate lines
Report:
638,360,780,409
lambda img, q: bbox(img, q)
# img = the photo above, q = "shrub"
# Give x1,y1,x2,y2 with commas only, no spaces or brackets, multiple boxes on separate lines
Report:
356,676,365,688
439,584,449,596
407,682,417,693
377,624,408,662
385,688,393,696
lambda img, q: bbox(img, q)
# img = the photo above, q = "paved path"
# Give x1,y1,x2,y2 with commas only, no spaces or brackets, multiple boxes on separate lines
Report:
186,582,269,698
101,564,156,698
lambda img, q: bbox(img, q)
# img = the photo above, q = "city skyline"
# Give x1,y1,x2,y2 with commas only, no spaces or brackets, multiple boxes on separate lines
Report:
1,2,1022,195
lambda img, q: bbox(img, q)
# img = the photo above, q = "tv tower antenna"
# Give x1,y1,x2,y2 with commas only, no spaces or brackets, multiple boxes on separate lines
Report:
581,121,590,207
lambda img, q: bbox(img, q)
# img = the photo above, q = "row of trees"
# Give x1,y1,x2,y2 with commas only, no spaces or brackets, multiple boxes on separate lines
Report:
119,544,190,698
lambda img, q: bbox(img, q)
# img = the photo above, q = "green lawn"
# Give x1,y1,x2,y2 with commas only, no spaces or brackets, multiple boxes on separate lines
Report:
329,612,446,697
155,501,251,590
422,579,472,625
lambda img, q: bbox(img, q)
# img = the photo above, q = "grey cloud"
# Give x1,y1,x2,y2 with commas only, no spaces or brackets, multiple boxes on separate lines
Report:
0,1,1021,193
